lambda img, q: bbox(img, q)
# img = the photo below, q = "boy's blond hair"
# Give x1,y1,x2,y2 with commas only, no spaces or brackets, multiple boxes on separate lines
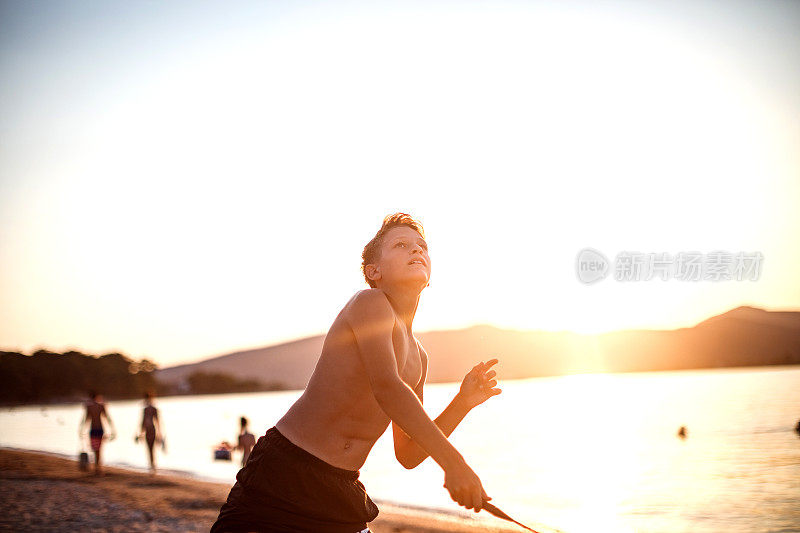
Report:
361,213,425,288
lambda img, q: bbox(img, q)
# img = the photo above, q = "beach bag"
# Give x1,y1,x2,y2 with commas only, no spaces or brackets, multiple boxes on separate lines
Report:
214,448,232,461
79,451,89,471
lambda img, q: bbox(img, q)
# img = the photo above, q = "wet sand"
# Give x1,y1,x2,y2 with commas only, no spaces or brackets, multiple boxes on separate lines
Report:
0,448,527,532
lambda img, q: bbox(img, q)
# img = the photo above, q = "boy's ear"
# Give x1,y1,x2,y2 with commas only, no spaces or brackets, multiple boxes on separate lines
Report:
365,264,381,284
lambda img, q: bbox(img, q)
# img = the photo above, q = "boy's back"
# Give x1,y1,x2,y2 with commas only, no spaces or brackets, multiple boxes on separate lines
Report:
85,399,106,429
276,288,424,471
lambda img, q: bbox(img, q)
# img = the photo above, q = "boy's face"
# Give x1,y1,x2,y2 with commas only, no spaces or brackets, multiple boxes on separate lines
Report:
370,226,430,289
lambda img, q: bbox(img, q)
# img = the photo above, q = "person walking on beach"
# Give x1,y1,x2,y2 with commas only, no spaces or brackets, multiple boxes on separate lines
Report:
235,417,256,467
80,390,116,476
137,391,163,474
211,213,503,533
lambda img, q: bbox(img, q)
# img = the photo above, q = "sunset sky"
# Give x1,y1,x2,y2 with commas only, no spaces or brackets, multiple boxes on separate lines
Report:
1,0,798,367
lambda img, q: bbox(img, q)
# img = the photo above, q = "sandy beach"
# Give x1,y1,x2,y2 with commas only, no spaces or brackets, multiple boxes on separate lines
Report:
0,448,527,533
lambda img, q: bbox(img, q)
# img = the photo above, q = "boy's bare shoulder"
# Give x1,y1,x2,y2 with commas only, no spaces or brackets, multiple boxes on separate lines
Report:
343,288,390,309
341,289,395,328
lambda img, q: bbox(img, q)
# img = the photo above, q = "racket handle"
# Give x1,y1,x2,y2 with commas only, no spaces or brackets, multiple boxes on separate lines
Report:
482,501,539,533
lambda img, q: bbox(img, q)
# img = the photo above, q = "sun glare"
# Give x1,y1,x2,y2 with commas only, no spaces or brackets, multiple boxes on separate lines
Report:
1,1,797,365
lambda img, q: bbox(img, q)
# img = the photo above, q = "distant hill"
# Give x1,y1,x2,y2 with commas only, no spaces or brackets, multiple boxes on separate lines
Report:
155,306,800,391
155,335,325,393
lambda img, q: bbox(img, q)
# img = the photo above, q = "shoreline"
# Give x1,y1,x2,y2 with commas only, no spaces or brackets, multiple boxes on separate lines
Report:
3,363,798,410
0,447,532,533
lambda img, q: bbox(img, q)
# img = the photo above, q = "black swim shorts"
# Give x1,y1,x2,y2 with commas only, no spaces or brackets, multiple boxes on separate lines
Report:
210,426,379,533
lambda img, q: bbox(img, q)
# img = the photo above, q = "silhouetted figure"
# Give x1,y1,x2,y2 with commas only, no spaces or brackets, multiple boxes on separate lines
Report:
80,391,116,475
677,426,688,439
211,215,502,533
795,419,800,436
235,417,256,467
136,391,164,474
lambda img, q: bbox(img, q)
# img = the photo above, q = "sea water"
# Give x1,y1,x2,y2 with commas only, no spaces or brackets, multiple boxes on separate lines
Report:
1,366,798,533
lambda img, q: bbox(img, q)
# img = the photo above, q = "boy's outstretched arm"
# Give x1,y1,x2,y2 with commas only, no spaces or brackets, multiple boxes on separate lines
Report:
394,353,502,469
344,289,490,513
102,406,116,439
78,410,87,437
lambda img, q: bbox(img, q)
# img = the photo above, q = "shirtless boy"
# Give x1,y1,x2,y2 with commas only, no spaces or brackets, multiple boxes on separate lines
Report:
211,213,502,532
80,390,116,476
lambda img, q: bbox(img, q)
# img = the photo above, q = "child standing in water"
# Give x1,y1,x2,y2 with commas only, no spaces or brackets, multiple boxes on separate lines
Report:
235,417,256,467
80,390,116,476
137,391,163,474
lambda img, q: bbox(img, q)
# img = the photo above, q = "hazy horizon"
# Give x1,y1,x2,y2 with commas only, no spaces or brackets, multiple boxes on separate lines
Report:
5,303,798,371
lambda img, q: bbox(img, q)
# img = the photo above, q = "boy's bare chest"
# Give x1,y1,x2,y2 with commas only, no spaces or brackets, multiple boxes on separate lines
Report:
391,324,422,387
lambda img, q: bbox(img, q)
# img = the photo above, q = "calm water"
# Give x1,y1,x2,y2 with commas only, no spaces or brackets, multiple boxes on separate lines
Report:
1,366,799,533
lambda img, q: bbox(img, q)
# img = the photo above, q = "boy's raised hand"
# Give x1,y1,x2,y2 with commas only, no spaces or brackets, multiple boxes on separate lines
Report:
457,358,502,410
